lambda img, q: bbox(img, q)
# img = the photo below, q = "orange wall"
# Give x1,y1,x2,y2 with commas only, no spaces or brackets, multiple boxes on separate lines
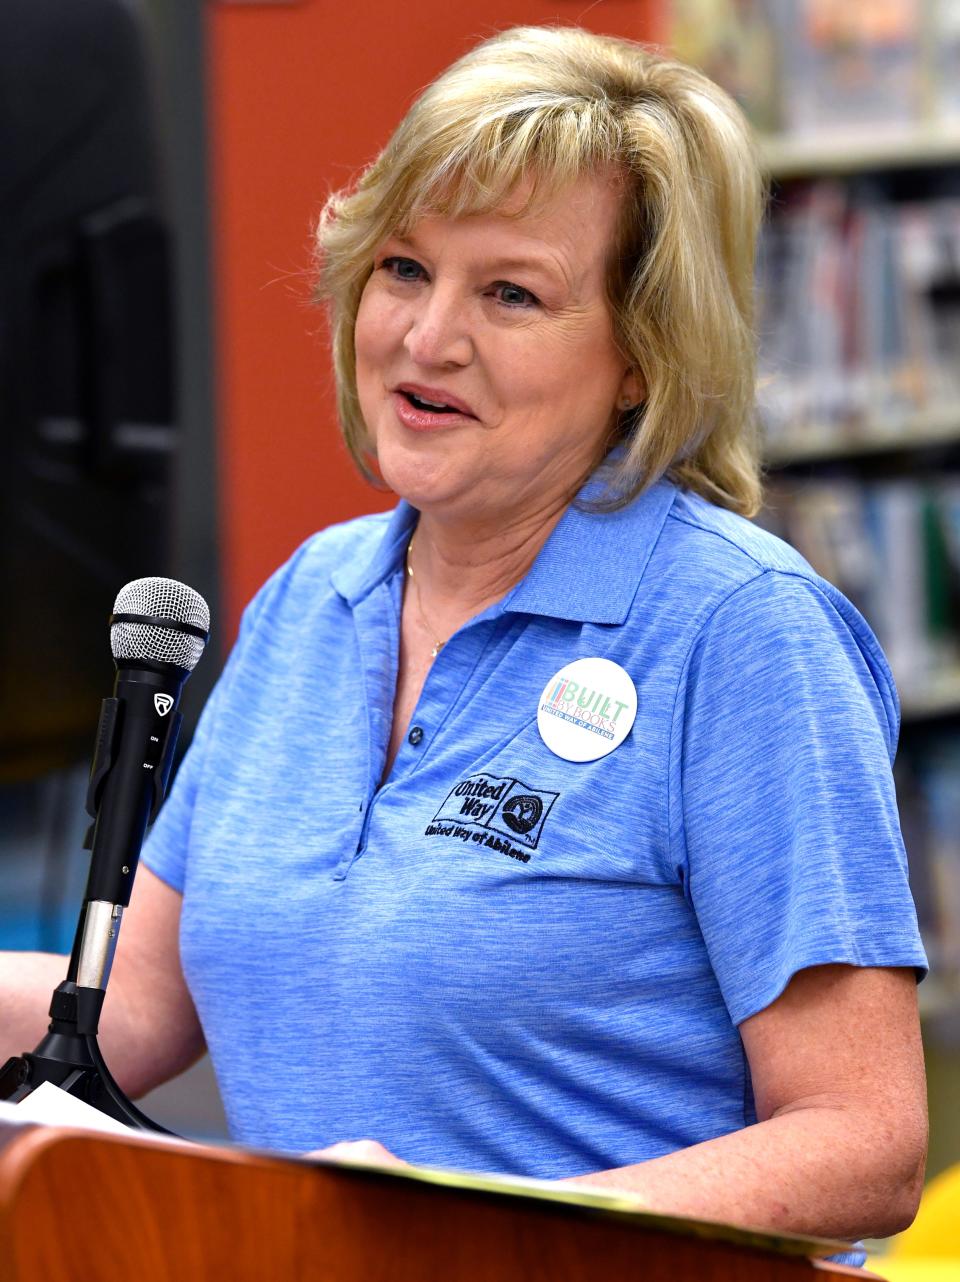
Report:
206,1,665,637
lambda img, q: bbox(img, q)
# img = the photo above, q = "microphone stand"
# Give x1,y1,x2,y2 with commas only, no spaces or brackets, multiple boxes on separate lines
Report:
0,662,189,1133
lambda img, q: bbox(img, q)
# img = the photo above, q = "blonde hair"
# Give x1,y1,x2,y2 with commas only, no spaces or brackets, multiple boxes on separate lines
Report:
315,25,766,516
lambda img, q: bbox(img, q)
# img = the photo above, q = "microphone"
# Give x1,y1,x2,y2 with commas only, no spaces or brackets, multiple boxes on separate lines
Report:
0,576,210,1126
67,577,211,1020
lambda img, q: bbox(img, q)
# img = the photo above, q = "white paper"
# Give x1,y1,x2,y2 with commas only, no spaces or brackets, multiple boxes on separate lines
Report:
0,1080,134,1135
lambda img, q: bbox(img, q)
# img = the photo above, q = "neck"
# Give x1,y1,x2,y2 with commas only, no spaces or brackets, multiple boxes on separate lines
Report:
408,489,573,629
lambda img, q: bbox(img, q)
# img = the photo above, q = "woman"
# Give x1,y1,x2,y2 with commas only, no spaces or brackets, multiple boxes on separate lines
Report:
1,25,926,1257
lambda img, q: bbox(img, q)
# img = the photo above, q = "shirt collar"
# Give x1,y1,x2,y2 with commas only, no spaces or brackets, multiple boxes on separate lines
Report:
330,501,417,606
331,471,678,626
501,474,677,625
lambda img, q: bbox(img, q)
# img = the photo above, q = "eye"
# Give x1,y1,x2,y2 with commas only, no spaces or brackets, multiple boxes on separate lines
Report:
381,256,426,282
490,281,539,309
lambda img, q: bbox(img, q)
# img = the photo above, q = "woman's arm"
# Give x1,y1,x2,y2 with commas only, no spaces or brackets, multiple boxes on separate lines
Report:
0,867,205,1100
0,950,74,1062
98,866,207,1097
561,963,927,1241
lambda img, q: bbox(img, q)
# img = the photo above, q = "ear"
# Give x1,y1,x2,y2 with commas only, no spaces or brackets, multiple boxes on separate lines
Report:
616,367,645,411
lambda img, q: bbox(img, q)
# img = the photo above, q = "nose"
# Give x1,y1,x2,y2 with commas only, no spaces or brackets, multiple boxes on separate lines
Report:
403,283,473,368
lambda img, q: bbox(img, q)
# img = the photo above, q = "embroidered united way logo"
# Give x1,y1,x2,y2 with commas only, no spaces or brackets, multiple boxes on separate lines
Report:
427,772,559,856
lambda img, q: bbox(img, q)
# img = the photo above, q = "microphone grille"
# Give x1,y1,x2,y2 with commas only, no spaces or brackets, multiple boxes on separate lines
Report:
111,577,211,671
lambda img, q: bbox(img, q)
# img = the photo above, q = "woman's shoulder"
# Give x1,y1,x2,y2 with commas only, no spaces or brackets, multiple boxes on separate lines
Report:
656,486,900,749
655,485,892,660
658,486,868,622
240,509,395,633
289,510,395,579
665,487,813,579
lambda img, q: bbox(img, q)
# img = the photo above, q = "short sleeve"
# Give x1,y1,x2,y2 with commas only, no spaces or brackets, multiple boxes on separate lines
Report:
141,556,282,894
671,570,927,1026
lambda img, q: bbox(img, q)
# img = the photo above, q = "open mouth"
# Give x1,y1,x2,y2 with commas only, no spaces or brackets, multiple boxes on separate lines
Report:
401,391,463,414
395,386,476,418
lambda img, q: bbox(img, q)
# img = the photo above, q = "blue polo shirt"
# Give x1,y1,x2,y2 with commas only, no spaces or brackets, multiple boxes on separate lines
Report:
143,472,925,1204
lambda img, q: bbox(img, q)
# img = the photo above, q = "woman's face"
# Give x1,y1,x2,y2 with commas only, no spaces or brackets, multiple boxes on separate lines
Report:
354,171,640,524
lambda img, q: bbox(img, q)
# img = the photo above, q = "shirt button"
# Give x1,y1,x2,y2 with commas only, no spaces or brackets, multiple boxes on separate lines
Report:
407,725,424,746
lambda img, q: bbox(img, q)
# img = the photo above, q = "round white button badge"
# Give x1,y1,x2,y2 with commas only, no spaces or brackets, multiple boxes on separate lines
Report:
537,658,637,763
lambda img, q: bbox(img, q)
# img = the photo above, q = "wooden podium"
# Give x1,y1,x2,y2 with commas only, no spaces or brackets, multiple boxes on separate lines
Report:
0,1121,885,1281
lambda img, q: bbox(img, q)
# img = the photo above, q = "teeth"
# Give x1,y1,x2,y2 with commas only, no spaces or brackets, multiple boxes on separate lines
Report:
410,392,454,411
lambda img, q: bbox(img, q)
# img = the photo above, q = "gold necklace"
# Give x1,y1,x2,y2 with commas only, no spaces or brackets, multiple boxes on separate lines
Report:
405,534,447,659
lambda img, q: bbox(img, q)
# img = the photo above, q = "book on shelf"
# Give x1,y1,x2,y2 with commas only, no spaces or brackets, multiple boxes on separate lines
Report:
934,0,960,125
668,0,783,134
757,184,960,451
670,0,960,141
760,477,960,697
781,0,921,137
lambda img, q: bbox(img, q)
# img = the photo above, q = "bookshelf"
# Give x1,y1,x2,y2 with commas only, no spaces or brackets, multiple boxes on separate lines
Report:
760,129,960,181
764,409,960,468
899,666,960,721
669,0,960,1184
756,147,960,993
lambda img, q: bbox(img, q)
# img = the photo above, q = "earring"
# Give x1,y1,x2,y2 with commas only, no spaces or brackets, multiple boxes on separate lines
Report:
620,396,634,411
